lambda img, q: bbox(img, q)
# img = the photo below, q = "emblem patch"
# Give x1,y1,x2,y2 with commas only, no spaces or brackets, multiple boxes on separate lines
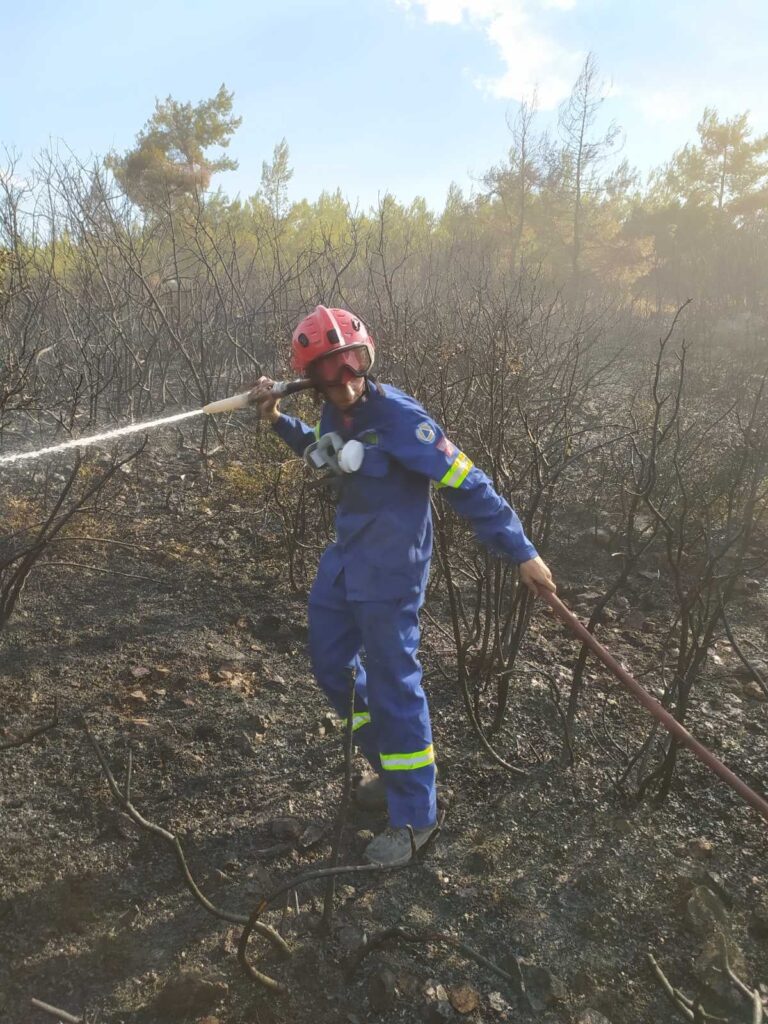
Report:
415,421,436,444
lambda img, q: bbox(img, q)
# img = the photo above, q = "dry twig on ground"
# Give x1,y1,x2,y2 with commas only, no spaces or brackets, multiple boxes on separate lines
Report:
648,949,766,1024
345,925,525,993
0,700,58,752
81,720,290,986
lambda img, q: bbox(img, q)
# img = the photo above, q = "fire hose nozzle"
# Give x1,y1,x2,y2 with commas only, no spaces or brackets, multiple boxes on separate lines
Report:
203,379,314,415
202,392,253,415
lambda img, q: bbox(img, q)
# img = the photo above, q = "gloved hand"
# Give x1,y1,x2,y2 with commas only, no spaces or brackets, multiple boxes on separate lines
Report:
519,555,556,597
249,376,282,424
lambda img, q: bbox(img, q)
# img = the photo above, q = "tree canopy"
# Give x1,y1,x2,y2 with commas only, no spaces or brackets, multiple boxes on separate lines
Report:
106,84,241,210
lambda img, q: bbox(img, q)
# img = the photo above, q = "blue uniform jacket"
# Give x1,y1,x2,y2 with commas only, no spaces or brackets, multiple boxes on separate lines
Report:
272,382,538,601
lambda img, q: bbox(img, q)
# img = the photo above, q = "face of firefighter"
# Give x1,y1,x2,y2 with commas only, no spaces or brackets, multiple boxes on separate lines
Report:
322,371,366,411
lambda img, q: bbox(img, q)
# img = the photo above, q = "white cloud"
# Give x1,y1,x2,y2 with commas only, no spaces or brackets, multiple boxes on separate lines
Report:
632,88,698,126
395,0,583,108
397,0,495,23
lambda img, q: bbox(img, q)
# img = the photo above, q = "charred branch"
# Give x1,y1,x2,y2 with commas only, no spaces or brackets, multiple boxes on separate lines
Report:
0,699,58,751
80,720,289,954
345,925,524,994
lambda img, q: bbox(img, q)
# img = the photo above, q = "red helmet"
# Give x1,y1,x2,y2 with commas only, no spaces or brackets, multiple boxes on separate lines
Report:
291,305,375,384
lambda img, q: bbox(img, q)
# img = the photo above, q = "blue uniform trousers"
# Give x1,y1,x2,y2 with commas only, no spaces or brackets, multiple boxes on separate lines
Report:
308,551,437,830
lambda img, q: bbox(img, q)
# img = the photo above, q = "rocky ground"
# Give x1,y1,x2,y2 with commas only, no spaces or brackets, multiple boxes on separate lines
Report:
1,446,766,1024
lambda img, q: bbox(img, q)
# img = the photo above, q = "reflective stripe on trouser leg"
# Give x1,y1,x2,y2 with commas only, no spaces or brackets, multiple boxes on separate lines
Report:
352,597,436,830
380,744,434,771
308,552,381,771
341,712,372,732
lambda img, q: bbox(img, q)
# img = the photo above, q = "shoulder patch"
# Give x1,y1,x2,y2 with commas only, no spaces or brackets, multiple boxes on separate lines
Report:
415,421,436,444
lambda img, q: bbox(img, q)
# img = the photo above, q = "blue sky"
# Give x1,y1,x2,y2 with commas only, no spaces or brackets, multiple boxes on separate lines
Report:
2,0,767,210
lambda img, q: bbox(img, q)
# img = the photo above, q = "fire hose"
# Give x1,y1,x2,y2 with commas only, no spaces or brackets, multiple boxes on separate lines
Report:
539,589,768,825
2,380,766,824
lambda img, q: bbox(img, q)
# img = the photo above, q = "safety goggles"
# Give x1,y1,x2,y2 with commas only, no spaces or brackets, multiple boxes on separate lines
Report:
307,344,373,387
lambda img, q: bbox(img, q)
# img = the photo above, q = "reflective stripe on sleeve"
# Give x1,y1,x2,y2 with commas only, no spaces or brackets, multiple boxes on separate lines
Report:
380,744,435,771
314,422,321,439
437,452,473,489
341,712,371,732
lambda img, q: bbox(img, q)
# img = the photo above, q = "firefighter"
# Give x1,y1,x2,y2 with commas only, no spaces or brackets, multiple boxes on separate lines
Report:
251,306,555,867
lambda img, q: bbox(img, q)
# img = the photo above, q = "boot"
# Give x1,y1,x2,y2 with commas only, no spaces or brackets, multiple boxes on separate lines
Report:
353,773,388,811
363,823,438,867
